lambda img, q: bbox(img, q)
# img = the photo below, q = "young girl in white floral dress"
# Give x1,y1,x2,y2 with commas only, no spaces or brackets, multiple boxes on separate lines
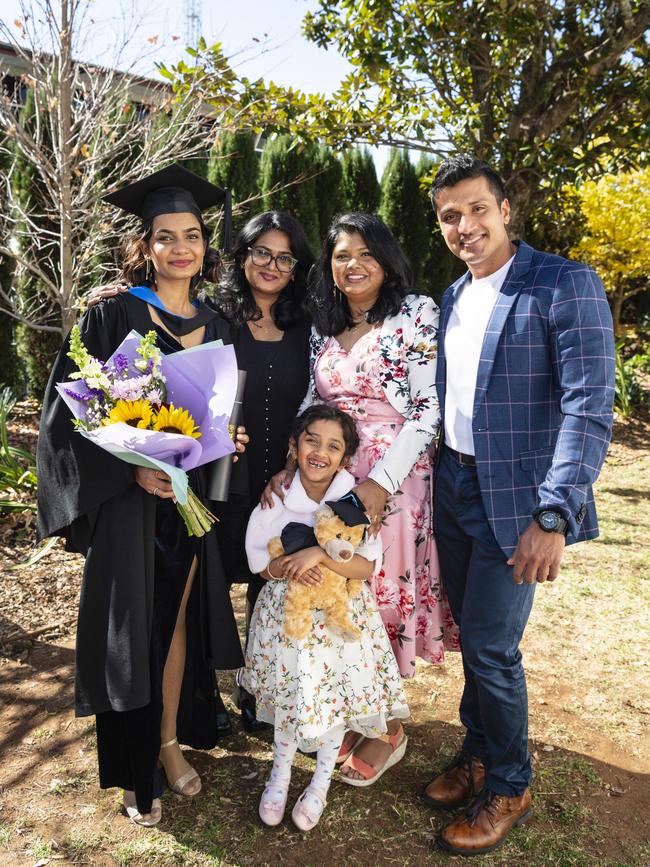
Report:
243,404,408,831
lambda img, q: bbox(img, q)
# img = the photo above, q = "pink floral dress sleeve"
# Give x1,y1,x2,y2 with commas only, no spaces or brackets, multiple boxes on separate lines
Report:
368,294,441,495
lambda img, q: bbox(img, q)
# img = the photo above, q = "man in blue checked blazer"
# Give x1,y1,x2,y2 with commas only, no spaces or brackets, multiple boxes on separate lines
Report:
421,155,615,857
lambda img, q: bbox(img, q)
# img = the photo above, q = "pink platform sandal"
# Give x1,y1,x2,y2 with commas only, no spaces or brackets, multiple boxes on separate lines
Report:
336,731,364,765
339,724,408,787
258,777,290,827
291,785,328,831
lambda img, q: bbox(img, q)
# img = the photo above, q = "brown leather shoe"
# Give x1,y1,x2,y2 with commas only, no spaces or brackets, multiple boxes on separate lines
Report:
420,749,486,810
438,787,533,855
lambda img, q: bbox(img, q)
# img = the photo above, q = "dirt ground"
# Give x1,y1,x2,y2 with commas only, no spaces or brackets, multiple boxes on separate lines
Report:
0,403,648,866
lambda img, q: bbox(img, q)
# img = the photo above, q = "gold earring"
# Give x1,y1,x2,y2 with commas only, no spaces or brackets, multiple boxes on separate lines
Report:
146,259,151,281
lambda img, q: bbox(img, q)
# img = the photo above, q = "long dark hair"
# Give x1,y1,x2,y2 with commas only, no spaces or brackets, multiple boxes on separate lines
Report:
214,211,315,329
308,212,412,337
120,216,221,292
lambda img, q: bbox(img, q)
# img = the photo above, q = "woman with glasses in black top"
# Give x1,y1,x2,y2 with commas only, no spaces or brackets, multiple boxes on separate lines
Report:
212,212,315,730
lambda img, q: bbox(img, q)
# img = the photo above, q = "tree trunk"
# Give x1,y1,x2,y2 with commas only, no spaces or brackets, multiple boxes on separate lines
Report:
502,170,540,240
58,0,75,335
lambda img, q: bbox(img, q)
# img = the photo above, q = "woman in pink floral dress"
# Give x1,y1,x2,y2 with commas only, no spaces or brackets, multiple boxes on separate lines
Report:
265,213,458,785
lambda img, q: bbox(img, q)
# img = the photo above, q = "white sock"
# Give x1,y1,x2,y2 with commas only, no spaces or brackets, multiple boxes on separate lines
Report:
267,731,298,795
309,724,346,801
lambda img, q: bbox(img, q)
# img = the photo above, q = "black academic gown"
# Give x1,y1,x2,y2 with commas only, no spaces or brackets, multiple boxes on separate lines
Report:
37,294,243,768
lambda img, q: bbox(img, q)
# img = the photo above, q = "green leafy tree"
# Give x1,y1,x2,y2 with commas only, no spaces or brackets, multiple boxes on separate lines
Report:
6,89,61,396
314,143,345,238
416,155,462,301
379,149,430,289
0,150,19,389
171,1,649,235
340,147,381,214
258,134,321,250
569,168,650,335
208,129,260,233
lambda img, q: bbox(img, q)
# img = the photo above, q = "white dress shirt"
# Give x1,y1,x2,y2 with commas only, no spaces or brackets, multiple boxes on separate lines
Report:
444,256,515,455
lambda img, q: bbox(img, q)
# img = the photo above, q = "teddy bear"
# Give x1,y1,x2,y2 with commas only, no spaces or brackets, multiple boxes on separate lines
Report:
268,497,370,642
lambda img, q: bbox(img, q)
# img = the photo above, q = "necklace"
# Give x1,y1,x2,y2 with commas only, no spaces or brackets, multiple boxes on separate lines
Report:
249,317,281,340
348,312,370,334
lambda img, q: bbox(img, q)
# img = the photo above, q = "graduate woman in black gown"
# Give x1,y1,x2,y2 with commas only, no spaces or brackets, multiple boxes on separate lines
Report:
37,165,245,825
88,211,315,733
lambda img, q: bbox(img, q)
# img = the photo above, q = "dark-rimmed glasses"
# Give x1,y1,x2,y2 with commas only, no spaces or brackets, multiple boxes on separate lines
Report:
248,246,298,273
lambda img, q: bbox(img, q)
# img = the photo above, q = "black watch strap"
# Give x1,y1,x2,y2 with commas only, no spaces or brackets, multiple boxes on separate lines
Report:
535,510,569,535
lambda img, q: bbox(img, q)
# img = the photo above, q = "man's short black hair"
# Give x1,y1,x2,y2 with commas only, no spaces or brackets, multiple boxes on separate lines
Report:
430,154,506,210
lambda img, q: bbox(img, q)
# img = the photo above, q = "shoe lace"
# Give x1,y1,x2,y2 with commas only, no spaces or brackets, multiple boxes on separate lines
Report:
465,788,499,825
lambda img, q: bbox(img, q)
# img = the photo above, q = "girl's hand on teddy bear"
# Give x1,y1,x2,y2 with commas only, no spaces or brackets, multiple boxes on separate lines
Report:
294,567,323,586
282,547,324,583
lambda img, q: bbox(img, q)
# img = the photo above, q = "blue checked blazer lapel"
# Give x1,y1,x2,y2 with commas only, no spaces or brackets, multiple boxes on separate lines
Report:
472,241,534,417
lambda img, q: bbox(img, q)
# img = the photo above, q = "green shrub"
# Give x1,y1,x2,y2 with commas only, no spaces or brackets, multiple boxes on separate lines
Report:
15,324,60,399
0,387,37,513
614,342,646,417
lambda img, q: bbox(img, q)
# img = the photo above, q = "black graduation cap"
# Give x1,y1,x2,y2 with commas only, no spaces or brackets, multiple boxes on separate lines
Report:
103,163,232,251
325,491,369,527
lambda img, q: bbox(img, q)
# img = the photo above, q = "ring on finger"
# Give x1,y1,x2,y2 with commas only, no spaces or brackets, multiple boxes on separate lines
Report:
153,487,159,497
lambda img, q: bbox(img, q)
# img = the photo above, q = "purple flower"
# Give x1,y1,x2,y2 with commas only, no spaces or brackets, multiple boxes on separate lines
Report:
63,387,93,402
112,353,129,376
63,384,106,403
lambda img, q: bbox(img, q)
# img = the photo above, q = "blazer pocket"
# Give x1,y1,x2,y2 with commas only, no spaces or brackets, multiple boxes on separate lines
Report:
519,446,555,470
509,330,536,345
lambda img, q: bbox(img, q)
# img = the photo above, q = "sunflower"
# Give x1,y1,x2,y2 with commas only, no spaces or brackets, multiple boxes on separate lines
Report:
152,404,201,438
104,399,153,429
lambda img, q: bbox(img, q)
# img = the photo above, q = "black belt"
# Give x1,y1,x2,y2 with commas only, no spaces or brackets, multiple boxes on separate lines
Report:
445,445,476,467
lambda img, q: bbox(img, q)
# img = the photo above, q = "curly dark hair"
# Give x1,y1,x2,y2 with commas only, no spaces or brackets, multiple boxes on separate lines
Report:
290,404,360,459
119,215,221,293
213,211,315,329
429,154,506,209
307,212,412,337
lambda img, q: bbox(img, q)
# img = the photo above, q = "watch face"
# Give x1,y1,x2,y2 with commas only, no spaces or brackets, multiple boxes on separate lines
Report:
540,512,559,530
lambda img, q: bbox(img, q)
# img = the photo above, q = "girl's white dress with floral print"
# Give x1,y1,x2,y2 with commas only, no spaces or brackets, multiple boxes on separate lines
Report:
307,295,460,676
243,470,409,751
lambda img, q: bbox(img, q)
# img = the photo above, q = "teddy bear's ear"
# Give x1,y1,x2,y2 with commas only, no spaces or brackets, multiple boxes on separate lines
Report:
315,505,334,522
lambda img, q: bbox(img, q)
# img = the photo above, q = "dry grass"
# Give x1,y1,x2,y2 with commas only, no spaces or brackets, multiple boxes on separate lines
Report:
0,406,648,866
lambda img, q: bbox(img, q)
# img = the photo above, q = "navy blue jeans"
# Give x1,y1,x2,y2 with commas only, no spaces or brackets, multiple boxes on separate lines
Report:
434,446,536,796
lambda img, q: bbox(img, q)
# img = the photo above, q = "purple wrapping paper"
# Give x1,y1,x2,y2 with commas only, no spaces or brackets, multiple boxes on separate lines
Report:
56,330,238,479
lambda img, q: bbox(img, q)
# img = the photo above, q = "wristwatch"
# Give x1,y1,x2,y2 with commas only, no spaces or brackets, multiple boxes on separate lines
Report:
535,510,569,535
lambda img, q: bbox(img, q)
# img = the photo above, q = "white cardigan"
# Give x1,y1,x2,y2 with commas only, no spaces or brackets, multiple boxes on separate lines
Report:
245,469,382,575
301,294,441,495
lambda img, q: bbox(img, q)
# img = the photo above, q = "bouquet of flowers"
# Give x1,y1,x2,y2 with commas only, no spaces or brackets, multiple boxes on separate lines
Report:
57,327,238,536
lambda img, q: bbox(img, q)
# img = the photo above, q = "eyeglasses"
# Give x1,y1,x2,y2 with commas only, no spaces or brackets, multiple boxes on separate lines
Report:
248,246,298,273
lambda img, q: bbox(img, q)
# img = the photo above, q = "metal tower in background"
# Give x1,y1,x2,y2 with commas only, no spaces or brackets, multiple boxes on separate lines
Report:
184,0,202,47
